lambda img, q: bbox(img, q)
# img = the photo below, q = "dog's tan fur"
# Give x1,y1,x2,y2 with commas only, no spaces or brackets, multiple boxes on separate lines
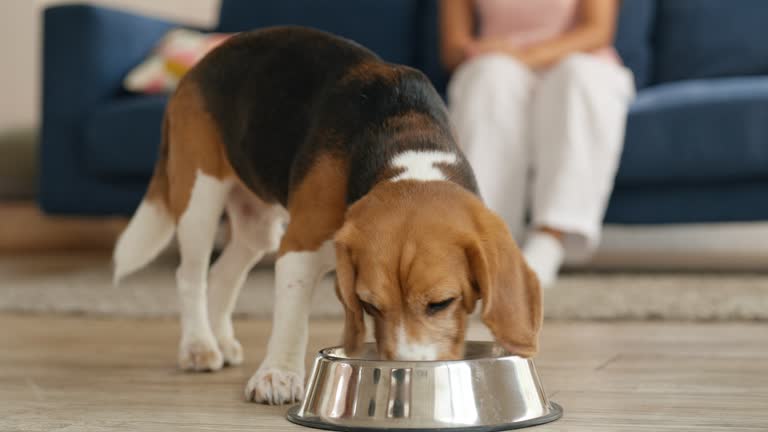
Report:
145,81,237,219
280,154,349,255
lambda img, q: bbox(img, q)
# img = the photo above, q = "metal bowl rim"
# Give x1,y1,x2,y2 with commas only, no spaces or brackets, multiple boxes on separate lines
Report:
318,341,526,365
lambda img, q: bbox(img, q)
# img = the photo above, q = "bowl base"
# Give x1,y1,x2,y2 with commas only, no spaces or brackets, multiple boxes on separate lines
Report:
286,402,563,432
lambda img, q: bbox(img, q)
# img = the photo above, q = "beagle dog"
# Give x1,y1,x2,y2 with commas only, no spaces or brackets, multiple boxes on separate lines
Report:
113,26,541,405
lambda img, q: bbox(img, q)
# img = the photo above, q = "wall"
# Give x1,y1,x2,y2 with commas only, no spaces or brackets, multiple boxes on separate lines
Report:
0,0,219,198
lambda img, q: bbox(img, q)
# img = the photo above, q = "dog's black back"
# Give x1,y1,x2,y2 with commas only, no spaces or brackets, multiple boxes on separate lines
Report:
189,26,477,205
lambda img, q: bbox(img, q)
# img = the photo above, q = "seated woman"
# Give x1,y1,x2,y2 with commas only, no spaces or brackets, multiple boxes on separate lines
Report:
440,0,635,287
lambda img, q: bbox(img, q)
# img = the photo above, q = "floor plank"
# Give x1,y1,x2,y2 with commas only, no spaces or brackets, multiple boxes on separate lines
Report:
0,315,766,431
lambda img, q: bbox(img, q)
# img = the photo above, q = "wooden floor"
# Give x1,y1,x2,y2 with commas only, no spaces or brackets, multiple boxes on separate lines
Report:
1,315,766,431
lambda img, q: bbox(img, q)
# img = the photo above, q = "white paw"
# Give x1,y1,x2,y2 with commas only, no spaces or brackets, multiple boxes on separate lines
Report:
217,336,243,366
245,367,304,405
178,338,223,372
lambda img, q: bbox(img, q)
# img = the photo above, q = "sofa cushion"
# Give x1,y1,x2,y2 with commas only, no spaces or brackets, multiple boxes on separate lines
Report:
617,76,768,187
653,0,768,83
606,180,768,224
216,0,420,66
613,0,655,89
124,28,232,94
83,95,166,178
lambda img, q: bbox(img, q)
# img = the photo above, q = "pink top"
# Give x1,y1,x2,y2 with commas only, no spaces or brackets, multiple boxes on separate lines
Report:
475,0,621,65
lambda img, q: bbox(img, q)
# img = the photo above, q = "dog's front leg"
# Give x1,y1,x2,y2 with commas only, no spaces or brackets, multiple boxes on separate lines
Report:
245,240,335,404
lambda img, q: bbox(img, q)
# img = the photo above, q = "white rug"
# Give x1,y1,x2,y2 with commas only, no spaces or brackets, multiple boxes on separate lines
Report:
2,252,767,320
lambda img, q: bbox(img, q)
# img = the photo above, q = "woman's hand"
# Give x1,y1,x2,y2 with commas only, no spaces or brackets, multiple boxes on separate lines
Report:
440,0,618,72
467,39,575,70
466,37,512,57
514,0,619,69
465,37,522,61
516,46,555,69
466,38,553,70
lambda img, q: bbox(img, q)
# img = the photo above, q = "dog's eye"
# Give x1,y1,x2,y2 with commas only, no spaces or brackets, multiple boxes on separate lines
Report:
427,297,456,315
360,300,381,316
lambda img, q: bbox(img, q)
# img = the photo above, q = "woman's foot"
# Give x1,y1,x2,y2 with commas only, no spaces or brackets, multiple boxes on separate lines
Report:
522,230,564,288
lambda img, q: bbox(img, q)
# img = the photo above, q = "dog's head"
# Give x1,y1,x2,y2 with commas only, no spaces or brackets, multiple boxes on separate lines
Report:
334,181,541,361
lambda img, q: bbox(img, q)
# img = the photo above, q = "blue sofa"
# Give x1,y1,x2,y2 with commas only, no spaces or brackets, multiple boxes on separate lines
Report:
40,0,768,224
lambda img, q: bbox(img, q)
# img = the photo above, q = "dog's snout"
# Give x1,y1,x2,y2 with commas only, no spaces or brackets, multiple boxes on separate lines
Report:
391,326,439,361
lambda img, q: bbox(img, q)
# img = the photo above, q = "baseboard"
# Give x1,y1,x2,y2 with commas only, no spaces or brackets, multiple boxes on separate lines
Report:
570,222,768,271
0,202,127,253
0,178,36,200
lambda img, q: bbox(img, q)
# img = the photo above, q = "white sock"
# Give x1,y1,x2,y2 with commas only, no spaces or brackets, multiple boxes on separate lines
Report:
522,232,564,288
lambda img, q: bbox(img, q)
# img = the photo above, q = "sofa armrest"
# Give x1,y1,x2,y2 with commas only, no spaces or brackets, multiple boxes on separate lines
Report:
43,5,176,113
40,5,176,214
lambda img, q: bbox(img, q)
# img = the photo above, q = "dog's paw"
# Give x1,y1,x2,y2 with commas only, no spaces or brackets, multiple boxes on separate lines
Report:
217,336,243,366
245,367,304,405
178,338,224,372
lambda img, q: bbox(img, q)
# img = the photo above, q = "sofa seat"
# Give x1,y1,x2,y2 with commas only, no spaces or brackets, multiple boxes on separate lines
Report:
83,95,167,179
618,76,768,187
606,179,768,224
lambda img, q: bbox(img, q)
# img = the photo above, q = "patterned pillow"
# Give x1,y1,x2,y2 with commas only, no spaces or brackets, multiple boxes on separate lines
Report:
124,28,232,94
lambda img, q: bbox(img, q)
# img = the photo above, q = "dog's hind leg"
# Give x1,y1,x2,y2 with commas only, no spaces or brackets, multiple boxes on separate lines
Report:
165,80,241,372
175,171,232,371
208,185,286,366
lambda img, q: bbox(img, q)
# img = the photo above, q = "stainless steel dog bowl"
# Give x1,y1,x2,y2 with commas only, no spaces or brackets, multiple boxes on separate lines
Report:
287,342,562,431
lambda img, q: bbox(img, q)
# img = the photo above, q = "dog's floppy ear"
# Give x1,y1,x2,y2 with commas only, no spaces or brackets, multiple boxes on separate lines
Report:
465,214,542,358
334,224,365,355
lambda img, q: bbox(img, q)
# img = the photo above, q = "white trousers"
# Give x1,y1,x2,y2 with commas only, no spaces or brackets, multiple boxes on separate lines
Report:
448,53,635,261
